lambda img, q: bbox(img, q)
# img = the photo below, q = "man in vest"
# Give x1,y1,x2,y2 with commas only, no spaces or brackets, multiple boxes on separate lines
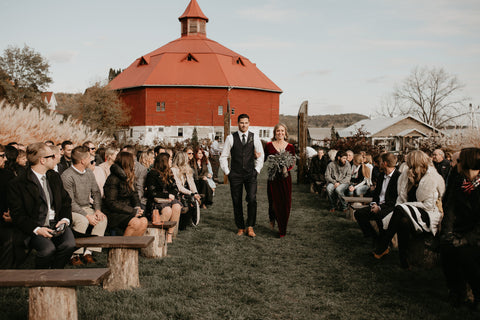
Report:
220,114,264,237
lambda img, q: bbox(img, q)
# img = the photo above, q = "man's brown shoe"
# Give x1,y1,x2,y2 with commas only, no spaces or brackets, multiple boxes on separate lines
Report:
70,255,84,266
83,254,95,264
247,227,256,238
236,229,245,236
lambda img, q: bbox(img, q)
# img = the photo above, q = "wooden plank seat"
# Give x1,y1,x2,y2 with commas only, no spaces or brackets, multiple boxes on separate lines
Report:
75,236,153,291
342,196,373,221
141,221,177,258
0,268,110,320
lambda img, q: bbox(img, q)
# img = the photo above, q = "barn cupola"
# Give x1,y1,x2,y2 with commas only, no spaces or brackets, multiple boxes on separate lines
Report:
178,0,209,38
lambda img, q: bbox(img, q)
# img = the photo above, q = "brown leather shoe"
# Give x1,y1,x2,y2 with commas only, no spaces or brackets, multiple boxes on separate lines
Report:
70,255,84,266
237,229,245,236
246,227,256,238
83,254,95,264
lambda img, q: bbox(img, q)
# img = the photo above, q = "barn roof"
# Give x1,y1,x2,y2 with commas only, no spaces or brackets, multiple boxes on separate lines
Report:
108,1,281,93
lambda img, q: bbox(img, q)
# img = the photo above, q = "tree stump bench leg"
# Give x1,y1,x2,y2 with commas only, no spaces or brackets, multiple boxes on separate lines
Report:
104,248,139,291
141,228,167,258
30,286,77,320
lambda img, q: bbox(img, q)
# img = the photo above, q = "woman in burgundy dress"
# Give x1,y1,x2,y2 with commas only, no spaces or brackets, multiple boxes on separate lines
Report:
265,123,295,238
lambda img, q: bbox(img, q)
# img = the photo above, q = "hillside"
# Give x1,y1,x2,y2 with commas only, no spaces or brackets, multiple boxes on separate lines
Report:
279,113,369,137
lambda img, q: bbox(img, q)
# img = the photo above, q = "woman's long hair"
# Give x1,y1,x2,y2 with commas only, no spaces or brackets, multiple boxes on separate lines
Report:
406,150,431,190
194,147,208,166
172,151,193,177
152,153,173,185
115,151,135,191
353,153,370,179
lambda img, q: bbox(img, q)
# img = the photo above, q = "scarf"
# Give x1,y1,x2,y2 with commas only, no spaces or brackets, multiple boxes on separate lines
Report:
461,174,480,194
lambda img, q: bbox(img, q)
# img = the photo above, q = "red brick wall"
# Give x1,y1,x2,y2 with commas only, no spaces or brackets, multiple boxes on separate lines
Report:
120,87,279,127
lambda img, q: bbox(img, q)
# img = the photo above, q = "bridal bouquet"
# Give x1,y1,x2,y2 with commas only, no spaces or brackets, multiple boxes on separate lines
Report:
266,150,295,181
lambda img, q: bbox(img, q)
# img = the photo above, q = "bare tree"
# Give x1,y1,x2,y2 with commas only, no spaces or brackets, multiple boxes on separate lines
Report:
375,94,401,118
379,66,468,128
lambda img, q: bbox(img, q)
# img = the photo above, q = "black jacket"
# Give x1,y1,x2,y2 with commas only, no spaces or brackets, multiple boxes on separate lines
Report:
102,164,140,218
57,156,72,176
144,169,179,214
372,168,401,218
434,159,451,182
8,168,72,235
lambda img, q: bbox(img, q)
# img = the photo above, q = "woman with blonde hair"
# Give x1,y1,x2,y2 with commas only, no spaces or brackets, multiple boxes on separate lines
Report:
264,123,295,237
374,150,445,269
102,152,148,236
171,151,202,226
347,153,372,196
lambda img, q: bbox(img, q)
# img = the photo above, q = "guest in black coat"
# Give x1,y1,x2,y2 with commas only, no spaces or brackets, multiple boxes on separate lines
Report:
309,148,329,193
8,142,75,269
354,152,400,245
102,151,148,236
440,147,480,308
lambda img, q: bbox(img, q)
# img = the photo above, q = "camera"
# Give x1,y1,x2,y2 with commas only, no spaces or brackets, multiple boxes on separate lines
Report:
50,223,66,237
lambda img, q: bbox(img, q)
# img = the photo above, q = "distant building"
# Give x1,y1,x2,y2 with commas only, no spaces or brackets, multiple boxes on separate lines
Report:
40,92,57,111
109,0,282,145
338,115,442,152
308,127,344,146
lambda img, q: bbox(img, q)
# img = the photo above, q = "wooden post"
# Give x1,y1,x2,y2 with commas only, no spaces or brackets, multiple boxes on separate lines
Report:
297,101,308,184
30,287,77,320
223,95,231,185
141,227,167,258
104,248,139,291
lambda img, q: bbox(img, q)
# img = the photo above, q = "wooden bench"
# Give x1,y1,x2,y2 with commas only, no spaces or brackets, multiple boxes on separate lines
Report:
141,221,177,258
75,236,153,291
0,268,110,320
343,196,373,221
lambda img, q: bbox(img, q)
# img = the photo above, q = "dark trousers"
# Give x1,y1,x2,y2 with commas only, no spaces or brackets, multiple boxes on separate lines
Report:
441,245,480,299
0,224,27,269
354,206,384,239
30,226,76,269
228,171,257,229
210,155,220,180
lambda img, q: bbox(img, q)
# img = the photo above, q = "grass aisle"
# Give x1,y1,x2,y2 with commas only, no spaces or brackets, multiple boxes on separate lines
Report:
0,170,476,319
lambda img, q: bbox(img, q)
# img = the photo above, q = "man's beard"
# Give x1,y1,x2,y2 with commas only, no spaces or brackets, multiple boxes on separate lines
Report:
338,160,345,167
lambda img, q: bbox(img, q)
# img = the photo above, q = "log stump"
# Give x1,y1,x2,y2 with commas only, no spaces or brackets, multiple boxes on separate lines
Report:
104,248,139,291
141,227,167,258
29,286,77,320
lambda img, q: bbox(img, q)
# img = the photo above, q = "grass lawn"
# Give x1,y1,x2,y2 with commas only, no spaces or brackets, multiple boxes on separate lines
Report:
0,170,477,319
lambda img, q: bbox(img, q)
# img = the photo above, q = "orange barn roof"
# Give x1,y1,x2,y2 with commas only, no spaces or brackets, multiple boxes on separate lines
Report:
109,1,281,94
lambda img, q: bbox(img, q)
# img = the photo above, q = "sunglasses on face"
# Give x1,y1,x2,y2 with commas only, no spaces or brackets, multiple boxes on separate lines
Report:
90,159,95,165
89,147,96,151
0,153,5,158
43,154,55,159
187,152,193,155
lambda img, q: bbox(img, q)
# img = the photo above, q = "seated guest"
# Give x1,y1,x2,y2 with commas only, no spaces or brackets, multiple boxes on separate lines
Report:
139,149,154,170
8,142,75,269
354,152,400,247
57,140,74,175
193,147,214,208
440,147,480,308
0,145,27,268
89,153,107,198
145,153,182,243
373,150,445,269
346,150,354,167
49,145,62,173
122,145,147,207
16,149,27,168
171,151,201,217
102,152,148,236
61,146,107,265
432,148,451,182
325,150,351,212
347,154,372,196
99,146,118,179
96,147,106,165
309,147,329,194
4,145,26,177
204,151,216,195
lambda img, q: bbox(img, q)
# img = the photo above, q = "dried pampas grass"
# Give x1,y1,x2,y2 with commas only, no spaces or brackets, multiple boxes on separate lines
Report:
0,100,113,145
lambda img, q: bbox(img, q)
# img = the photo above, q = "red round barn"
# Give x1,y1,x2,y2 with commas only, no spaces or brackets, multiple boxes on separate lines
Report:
108,0,282,144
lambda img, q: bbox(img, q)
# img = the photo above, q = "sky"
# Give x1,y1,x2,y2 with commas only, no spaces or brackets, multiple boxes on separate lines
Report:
1,0,479,117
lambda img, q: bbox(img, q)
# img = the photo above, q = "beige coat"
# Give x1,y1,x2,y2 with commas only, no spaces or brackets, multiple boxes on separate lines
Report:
383,166,445,235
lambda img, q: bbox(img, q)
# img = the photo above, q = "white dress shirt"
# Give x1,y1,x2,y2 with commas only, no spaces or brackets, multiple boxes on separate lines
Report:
219,130,264,175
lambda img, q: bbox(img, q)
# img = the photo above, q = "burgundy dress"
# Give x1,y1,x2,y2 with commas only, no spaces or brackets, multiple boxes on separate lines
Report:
265,142,295,237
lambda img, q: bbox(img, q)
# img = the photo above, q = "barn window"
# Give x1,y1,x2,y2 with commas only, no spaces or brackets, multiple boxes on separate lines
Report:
178,128,183,137
183,53,198,62
156,102,165,112
236,57,245,66
130,128,133,138
148,128,152,132
218,106,223,115
259,130,263,138
231,108,235,115
158,127,164,132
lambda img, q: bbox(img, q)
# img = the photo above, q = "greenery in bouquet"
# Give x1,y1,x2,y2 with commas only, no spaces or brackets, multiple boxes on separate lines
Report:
266,150,295,181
